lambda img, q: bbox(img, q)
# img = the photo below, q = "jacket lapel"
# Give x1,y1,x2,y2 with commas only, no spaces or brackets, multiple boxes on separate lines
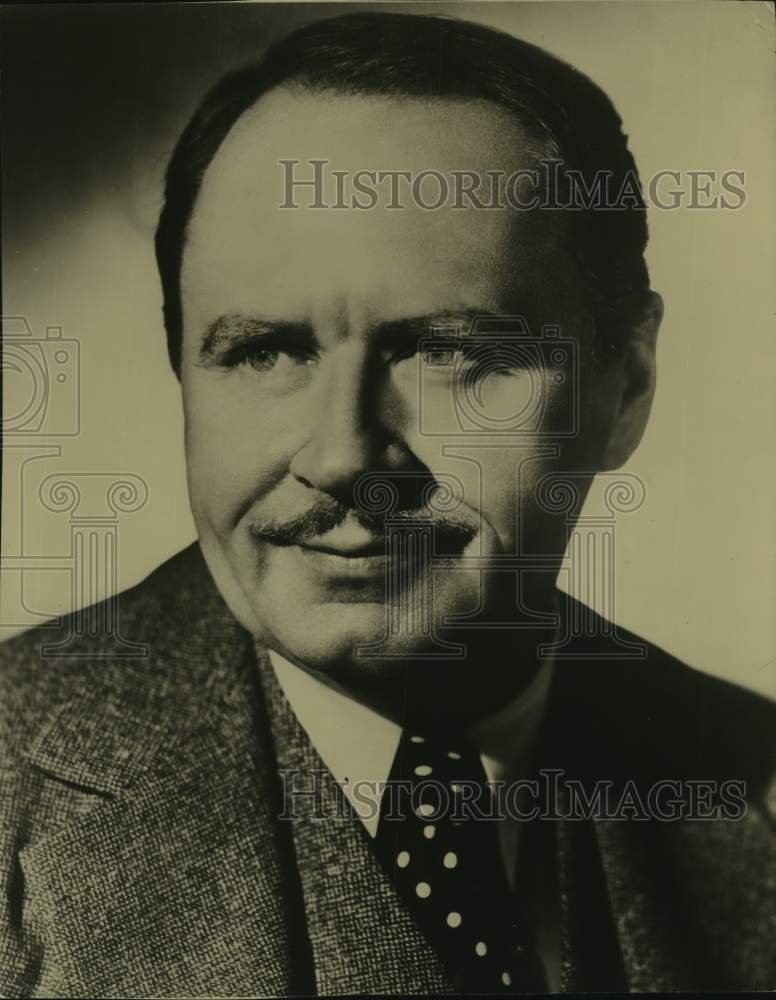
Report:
258,654,454,996
593,794,776,991
20,545,309,997
539,663,696,992
543,634,776,993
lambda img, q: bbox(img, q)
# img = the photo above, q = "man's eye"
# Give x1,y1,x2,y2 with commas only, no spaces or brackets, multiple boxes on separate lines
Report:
244,347,281,372
233,345,317,374
392,342,467,367
421,347,457,367
393,339,517,374
416,342,520,375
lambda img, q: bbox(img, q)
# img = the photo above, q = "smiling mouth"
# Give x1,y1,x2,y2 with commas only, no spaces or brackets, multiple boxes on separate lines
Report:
252,514,476,580
293,529,472,581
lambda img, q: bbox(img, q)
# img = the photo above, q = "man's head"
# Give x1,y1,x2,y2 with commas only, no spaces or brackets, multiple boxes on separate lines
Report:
156,13,662,712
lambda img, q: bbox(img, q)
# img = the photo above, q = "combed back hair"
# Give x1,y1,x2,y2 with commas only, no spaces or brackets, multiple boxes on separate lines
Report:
155,11,651,375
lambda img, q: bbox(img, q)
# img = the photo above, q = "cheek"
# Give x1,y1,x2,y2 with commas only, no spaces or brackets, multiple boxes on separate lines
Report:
181,370,303,527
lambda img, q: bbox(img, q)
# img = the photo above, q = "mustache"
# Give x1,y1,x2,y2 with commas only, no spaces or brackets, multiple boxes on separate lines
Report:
249,498,478,549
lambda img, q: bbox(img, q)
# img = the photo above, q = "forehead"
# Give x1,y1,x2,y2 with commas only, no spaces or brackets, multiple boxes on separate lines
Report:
182,88,575,331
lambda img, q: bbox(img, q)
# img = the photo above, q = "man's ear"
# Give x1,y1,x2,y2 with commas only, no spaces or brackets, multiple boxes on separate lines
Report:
599,290,664,470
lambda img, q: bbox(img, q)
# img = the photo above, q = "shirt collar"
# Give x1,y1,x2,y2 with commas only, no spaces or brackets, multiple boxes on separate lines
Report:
268,649,554,837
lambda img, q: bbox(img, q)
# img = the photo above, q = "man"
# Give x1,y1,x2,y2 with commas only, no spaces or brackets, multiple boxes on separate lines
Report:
1,11,774,997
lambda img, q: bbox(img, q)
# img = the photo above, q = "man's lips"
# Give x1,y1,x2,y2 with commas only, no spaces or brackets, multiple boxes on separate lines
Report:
250,515,477,589
296,521,389,557
294,542,399,585
250,512,477,560
300,540,386,557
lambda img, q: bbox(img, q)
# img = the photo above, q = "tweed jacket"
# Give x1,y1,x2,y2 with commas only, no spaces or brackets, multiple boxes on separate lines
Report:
1,542,774,997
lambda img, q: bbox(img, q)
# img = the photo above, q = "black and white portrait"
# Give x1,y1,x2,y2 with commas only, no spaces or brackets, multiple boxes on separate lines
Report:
2,2,774,996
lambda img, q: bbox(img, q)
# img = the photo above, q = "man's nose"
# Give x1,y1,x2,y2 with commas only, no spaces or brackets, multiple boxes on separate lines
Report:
289,343,389,501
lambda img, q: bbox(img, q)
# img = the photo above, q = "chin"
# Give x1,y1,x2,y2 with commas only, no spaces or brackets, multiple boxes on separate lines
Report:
255,597,450,674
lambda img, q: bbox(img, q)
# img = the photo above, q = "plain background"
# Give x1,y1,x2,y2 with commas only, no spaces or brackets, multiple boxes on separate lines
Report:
2,1,775,700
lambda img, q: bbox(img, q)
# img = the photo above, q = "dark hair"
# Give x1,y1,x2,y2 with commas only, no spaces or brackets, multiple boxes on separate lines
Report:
155,11,651,375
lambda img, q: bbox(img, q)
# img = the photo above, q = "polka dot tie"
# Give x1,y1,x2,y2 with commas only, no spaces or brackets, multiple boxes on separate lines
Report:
373,726,547,994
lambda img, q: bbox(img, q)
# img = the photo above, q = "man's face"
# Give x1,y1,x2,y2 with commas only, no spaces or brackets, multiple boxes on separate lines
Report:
180,89,620,678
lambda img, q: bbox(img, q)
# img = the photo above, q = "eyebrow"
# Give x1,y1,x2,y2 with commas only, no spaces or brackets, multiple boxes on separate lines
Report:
199,314,313,359
375,309,528,348
198,308,515,361
376,310,503,344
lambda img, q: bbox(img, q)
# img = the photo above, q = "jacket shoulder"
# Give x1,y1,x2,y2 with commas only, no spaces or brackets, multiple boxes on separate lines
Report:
0,543,207,752
553,596,776,796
